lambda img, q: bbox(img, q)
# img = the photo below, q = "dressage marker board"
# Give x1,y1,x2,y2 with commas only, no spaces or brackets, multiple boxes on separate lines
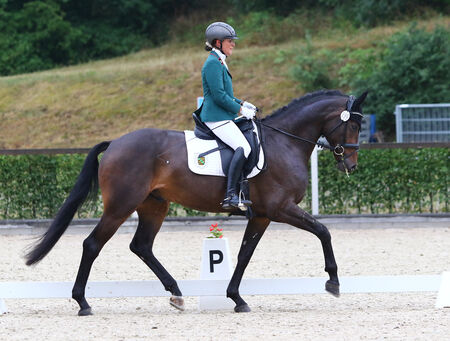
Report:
1,273,449,314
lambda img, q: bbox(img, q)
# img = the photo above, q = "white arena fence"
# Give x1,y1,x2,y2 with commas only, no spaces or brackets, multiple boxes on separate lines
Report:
1,223,450,313
1,273,449,314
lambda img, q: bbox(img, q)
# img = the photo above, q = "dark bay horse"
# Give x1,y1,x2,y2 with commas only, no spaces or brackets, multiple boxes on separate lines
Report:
25,89,368,315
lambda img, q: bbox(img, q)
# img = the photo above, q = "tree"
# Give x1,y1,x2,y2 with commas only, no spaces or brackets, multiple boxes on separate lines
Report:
352,25,450,138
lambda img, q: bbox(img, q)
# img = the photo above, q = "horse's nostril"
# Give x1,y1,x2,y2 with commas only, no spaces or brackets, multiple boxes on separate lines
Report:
349,164,357,172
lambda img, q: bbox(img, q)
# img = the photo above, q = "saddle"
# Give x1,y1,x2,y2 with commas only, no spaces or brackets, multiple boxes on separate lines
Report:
184,112,265,218
191,112,263,177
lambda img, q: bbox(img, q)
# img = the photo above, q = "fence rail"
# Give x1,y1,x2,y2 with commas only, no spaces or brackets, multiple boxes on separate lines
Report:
0,148,91,155
359,142,450,149
1,142,449,155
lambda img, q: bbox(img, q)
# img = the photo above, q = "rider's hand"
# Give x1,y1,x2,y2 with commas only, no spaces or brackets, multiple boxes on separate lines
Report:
242,101,257,111
240,106,256,120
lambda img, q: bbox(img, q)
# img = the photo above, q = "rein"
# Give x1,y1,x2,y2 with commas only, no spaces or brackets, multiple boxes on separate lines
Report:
258,121,332,150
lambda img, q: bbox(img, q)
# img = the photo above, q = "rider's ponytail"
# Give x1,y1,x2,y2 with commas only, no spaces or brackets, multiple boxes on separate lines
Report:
205,41,213,52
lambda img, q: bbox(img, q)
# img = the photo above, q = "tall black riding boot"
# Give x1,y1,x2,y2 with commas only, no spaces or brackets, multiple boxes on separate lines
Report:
222,147,252,210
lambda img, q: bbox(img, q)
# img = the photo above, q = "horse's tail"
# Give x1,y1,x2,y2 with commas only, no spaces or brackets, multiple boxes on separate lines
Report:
25,141,111,266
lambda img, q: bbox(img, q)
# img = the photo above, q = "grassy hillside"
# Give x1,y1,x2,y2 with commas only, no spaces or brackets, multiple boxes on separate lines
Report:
0,15,448,149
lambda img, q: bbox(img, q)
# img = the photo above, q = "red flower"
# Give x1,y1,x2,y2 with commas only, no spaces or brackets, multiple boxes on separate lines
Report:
219,235,223,238
211,223,218,228
218,228,223,231
210,227,214,231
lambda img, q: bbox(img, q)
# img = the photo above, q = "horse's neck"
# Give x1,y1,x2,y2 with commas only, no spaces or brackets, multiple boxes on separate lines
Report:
265,101,333,164
270,106,325,146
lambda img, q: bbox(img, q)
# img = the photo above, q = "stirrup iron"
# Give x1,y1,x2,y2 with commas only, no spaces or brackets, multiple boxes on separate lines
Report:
237,190,250,211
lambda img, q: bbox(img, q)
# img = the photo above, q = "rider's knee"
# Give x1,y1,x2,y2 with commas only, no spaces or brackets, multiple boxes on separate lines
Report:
242,143,251,159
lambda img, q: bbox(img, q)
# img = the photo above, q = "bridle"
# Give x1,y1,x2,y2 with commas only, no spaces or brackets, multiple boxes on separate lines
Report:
321,95,363,173
258,95,363,174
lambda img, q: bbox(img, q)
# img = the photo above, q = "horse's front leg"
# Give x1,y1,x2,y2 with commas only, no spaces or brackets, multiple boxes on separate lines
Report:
273,202,340,297
227,217,270,312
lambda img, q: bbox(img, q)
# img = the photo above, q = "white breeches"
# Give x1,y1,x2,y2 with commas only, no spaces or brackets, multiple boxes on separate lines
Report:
205,120,251,158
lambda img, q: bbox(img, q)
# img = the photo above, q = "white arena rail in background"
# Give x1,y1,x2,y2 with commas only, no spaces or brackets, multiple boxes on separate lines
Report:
1,273,449,314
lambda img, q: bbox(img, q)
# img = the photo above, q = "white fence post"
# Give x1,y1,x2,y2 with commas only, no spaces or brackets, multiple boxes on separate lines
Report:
311,146,319,215
395,105,403,143
0,298,7,314
436,271,450,308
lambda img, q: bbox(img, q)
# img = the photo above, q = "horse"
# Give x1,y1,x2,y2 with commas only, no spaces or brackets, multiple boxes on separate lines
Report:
25,89,368,315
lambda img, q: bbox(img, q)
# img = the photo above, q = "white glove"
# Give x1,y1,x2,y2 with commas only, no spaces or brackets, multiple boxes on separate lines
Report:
240,106,256,120
242,101,257,111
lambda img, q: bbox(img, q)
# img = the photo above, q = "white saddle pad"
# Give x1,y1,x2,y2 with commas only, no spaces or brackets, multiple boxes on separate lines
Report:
184,122,264,178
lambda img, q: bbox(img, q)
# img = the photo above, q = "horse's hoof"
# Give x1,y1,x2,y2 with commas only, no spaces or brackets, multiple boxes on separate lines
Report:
325,280,340,297
234,304,251,313
170,296,185,311
78,307,92,316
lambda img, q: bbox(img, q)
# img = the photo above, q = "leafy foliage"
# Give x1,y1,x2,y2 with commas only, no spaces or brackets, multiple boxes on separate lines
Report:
290,24,450,138
0,149,447,219
231,0,448,26
348,25,450,138
0,154,102,219
290,34,339,91
0,1,82,75
0,0,447,75
317,147,449,214
0,0,215,76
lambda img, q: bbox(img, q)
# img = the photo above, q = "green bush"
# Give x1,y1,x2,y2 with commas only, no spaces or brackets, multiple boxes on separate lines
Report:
346,25,450,138
1,1,447,76
0,1,152,76
0,0,202,76
0,1,82,75
231,0,448,27
321,0,437,28
317,147,449,214
0,154,102,219
291,25,450,138
0,148,447,219
290,34,339,91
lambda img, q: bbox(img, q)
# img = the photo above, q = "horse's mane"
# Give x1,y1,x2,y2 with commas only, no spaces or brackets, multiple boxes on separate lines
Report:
262,89,347,121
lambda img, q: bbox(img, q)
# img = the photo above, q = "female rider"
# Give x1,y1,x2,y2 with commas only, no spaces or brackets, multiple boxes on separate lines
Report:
199,22,257,210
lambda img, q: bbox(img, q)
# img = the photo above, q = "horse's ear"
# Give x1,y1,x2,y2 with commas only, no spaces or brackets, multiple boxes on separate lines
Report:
352,91,368,111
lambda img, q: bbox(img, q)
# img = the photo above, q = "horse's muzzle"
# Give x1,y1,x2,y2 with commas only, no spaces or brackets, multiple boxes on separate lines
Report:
336,159,357,174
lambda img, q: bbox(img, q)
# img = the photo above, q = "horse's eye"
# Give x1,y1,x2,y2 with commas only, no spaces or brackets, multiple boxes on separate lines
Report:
350,123,358,132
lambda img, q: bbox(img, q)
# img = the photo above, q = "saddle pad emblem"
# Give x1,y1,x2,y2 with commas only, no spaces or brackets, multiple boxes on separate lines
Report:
197,156,206,166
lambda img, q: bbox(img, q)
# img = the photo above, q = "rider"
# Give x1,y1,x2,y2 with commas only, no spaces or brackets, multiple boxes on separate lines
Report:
199,22,257,210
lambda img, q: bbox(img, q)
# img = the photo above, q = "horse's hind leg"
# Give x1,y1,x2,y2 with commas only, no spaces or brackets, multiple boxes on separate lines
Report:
72,214,127,316
129,197,184,311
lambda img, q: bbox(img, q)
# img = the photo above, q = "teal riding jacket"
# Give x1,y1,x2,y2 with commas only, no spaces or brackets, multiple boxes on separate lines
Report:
199,51,242,122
